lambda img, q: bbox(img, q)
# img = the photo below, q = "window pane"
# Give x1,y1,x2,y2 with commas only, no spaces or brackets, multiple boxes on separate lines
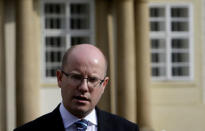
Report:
45,18,65,29
44,3,65,29
152,53,166,63
152,67,166,76
71,3,89,14
171,7,188,18
45,36,65,62
45,3,65,15
171,21,188,31
45,36,66,77
151,39,165,49
172,39,189,49
172,66,189,76
70,18,89,29
46,36,65,47
70,3,90,29
151,39,166,63
151,21,165,31
46,67,58,77
71,36,90,46
150,7,165,17
172,53,189,63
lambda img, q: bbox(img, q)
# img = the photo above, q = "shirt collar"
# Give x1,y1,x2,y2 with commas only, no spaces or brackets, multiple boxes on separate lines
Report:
59,103,97,128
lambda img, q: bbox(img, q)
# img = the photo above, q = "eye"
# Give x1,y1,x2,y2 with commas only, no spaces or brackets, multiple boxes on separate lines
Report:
88,77,99,83
70,74,83,81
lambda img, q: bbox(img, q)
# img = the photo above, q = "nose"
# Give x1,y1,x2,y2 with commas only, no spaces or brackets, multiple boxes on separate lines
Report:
77,78,89,92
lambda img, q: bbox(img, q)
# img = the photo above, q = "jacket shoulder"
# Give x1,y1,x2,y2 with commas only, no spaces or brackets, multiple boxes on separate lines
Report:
14,112,53,131
96,108,139,131
14,105,64,131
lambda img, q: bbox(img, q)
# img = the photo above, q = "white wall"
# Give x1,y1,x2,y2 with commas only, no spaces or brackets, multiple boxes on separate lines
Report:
40,87,61,115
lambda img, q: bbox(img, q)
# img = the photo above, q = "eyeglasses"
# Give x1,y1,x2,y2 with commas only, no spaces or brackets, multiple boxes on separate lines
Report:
61,70,105,88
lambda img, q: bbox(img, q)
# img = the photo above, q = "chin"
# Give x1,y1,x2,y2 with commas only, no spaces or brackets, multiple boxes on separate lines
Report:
73,110,89,118
75,106,91,113
72,106,93,117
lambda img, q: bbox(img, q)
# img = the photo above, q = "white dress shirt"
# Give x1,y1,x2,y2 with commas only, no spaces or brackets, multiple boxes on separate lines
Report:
59,103,98,131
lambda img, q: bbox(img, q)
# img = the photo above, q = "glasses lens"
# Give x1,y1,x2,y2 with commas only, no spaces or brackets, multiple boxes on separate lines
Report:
87,77,100,88
69,74,83,85
66,73,103,88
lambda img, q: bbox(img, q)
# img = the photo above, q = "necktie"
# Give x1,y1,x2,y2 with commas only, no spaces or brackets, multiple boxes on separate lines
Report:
75,119,88,131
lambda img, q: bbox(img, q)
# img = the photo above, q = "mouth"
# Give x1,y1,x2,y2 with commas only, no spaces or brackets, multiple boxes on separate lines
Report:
73,96,90,103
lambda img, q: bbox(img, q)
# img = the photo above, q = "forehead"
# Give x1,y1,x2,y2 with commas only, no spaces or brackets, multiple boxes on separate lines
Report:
64,45,106,73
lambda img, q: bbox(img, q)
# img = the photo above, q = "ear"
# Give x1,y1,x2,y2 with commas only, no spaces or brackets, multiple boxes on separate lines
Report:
102,76,109,90
56,70,63,88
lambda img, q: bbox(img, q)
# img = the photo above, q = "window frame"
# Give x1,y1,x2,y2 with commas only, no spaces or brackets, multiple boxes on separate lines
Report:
149,3,194,81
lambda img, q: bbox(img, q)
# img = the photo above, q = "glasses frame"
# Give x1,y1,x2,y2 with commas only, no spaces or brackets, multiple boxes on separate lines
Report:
60,70,105,88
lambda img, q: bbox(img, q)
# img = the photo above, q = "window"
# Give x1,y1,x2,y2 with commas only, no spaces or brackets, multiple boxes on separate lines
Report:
149,4,193,80
41,0,94,82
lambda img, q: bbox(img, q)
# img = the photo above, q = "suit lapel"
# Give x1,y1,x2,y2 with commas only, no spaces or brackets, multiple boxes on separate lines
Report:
96,107,110,131
96,107,103,131
48,104,65,131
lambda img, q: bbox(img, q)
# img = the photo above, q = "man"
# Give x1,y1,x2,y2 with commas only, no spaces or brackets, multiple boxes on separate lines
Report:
14,44,139,131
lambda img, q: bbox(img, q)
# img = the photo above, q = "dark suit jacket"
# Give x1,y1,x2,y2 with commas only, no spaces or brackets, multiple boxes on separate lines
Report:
14,105,139,131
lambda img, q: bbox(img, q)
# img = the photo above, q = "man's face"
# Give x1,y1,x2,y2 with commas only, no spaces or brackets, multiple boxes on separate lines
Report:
57,46,108,118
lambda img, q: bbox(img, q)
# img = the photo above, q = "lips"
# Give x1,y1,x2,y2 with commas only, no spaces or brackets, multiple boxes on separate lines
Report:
73,96,90,102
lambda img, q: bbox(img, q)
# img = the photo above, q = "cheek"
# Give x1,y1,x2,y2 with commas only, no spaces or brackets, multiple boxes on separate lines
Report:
61,88,70,100
61,83,74,99
92,89,104,104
